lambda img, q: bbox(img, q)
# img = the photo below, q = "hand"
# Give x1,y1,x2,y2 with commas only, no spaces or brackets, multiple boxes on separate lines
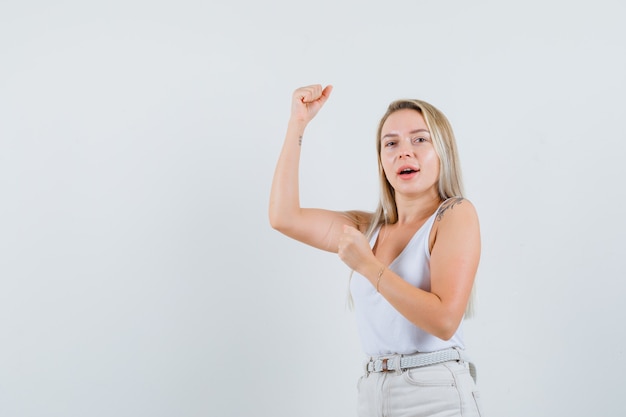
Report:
338,224,377,274
290,84,333,124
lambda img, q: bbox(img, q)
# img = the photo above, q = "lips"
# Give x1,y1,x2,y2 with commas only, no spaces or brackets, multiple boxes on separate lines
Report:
397,164,419,177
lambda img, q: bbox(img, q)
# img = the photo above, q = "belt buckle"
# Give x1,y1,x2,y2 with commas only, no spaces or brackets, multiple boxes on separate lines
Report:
381,358,390,372
368,357,391,373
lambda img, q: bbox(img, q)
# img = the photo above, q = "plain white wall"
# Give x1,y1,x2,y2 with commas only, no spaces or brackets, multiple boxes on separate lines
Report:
1,1,625,416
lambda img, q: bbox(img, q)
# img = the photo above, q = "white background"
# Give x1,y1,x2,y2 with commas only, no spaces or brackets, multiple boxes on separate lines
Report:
1,1,625,416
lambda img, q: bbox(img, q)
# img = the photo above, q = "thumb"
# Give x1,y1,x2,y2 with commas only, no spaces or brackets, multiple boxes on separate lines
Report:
315,85,333,108
321,85,333,101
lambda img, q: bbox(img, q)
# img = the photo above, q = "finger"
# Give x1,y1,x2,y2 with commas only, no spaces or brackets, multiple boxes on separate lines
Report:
297,84,322,103
308,84,332,109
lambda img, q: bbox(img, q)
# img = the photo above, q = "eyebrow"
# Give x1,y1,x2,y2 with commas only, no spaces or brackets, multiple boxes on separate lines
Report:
381,129,431,140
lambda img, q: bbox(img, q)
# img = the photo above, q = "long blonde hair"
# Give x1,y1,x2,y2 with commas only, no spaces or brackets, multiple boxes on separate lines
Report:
348,99,475,317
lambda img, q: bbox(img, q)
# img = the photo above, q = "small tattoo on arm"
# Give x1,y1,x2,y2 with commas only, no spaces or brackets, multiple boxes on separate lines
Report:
298,135,303,146
436,197,464,221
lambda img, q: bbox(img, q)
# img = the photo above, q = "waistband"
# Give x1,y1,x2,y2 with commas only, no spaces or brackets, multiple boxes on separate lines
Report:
365,347,476,381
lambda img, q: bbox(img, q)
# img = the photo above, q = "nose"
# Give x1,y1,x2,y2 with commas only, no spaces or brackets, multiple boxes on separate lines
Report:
398,142,413,158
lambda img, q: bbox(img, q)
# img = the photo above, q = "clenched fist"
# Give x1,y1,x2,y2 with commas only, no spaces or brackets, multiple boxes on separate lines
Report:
338,224,378,275
290,84,333,124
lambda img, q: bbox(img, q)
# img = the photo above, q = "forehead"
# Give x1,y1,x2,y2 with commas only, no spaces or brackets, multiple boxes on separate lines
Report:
381,108,427,134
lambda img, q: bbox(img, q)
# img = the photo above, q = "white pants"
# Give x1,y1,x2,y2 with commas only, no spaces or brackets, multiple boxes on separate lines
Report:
357,360,483,417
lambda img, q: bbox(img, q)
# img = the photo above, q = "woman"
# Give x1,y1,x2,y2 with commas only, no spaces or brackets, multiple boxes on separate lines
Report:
269,84,483,417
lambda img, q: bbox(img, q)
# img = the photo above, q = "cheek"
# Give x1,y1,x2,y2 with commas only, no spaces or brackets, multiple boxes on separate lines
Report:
422,150,440,171
380,156,394,178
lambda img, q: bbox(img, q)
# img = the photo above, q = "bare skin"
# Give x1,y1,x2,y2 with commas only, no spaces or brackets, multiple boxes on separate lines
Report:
269,85,480,340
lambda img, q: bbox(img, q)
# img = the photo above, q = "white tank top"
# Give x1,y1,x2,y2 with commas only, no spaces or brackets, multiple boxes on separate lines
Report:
350,206,465,357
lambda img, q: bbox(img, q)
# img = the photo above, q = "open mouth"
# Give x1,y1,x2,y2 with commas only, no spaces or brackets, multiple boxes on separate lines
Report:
397,166,419,176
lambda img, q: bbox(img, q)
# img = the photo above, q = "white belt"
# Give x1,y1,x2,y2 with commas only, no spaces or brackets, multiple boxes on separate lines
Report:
365,348,476,381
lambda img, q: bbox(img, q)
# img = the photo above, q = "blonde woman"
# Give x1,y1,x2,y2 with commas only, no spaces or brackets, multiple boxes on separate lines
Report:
269,84,483,417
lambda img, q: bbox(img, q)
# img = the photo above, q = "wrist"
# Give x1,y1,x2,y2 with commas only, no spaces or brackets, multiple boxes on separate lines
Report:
287,118,308,133
375,264,386,293
364,261,386,289
285,120,307,146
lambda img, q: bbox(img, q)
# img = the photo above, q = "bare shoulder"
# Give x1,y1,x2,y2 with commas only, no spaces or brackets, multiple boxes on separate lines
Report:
435,197,478,223
430,197,480,251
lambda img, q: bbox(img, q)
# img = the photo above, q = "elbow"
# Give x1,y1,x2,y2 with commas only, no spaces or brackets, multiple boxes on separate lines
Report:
436,328,457,342
268,212,280,230
268,200,291,232
431,317,462,341
269,216,284,233
268,198,303,235
268,210,293,234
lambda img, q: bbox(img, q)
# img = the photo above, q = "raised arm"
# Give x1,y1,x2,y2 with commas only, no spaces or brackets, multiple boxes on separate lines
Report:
269,85,369,253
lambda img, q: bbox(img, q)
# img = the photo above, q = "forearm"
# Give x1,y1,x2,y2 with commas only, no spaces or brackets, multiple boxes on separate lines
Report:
268,120,307,230
359,262,463,340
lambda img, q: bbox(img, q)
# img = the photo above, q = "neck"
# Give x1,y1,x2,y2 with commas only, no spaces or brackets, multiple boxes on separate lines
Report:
394,192,442,225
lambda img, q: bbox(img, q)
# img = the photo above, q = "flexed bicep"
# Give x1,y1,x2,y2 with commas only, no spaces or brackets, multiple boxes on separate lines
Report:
276,209,371,253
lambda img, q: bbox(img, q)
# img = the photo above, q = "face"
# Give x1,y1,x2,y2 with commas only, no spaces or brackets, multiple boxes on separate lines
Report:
380,108,440,198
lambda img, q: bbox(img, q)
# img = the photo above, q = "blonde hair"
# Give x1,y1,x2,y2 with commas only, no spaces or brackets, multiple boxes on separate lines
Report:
348,99,475,317
370,99,464,229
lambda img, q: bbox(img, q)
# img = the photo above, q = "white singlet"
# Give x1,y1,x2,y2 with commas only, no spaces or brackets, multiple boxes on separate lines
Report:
349,207,465,357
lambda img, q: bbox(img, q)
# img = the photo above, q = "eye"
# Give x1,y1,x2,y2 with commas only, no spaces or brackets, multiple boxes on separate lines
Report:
412,136,428,144
384,140,396,147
